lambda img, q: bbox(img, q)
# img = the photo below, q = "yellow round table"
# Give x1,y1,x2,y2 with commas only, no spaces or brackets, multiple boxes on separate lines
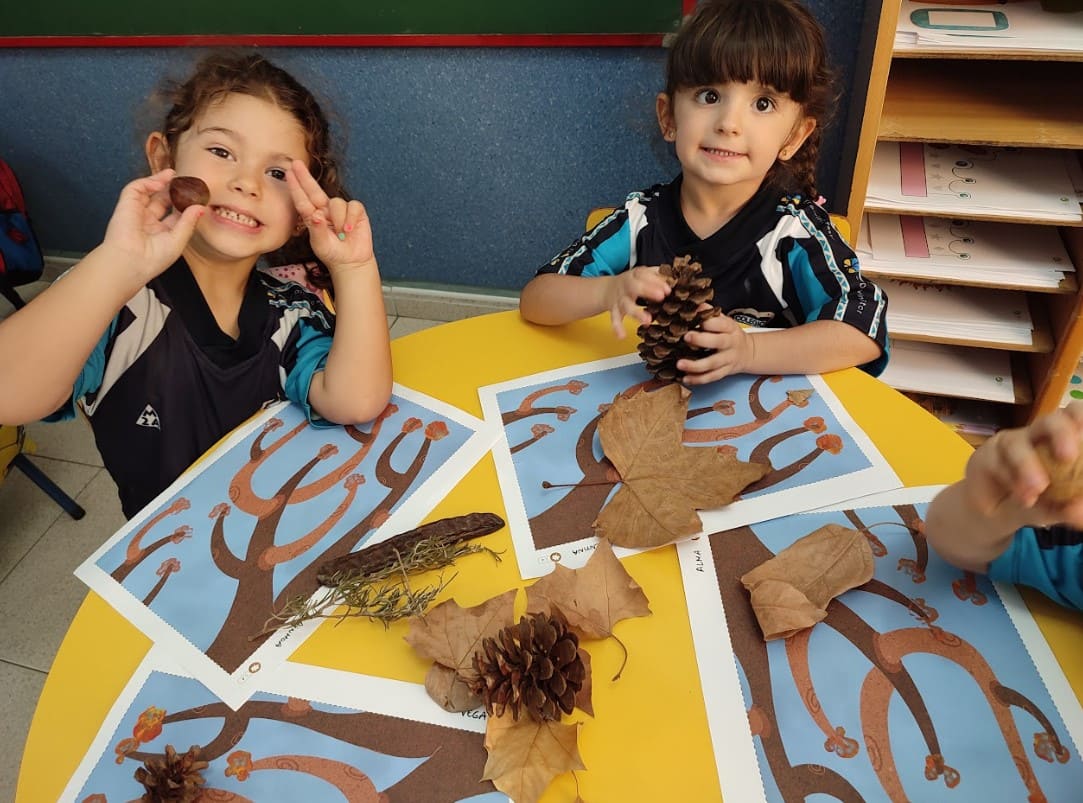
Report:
17,310,1083,802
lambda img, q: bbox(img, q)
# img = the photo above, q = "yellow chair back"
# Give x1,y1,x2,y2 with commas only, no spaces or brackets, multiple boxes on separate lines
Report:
584,206,850,240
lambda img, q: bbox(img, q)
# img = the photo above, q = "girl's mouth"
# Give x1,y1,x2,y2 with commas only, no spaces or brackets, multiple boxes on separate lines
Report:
702,147,743,158
212,206,260,229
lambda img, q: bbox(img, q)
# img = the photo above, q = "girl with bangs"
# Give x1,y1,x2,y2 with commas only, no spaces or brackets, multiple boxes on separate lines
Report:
520,0,888,384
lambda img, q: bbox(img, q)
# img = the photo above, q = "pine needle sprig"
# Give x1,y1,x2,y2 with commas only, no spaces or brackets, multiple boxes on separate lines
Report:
253,536,501,639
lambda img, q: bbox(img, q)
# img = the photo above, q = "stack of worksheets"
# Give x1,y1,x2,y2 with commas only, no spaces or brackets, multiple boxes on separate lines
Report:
867,142,1081,222
895,0,1083,56
883,279,1035,347
879,340,1018,403
857,213,1074,290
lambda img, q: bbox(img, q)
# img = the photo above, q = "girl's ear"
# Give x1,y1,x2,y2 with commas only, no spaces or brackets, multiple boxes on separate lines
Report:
779,117,817,161
656,93,677,141
145,132,172,172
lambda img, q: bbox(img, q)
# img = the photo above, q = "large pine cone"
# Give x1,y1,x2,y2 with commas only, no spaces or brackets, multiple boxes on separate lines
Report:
471,610,586,722
637,255,720,382
134,744,209,802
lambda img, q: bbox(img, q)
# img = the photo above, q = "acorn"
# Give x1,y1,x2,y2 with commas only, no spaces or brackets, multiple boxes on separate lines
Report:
169,176,210,212
1036,443,1083,504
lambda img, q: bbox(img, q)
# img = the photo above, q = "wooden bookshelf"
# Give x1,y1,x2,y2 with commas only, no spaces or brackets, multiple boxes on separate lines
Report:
845,0,1083,429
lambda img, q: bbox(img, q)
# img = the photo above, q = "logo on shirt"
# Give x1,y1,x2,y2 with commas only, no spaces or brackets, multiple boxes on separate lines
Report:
727,308,775,328
136,404,161,430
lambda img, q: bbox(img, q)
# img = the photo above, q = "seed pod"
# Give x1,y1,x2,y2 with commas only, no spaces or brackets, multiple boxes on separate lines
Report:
316,512,505,585
1036,443,1083,504
169,176,210,212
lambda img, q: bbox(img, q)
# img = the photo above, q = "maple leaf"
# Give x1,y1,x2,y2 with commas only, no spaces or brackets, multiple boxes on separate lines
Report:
593,383,769,548
526,539,650,680
404,589,516,682
482,712,585,803
424,662,482,712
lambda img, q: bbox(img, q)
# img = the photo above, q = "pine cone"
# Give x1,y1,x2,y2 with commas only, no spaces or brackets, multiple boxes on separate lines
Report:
134,744,209,802
471,610,586,722
637,255,720,382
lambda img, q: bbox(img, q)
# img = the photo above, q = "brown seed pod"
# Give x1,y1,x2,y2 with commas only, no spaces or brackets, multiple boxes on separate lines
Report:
169,176,210,212
1036,443,1083,504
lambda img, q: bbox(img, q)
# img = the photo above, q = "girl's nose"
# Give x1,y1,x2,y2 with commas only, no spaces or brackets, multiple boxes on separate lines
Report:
716,105,741,134
229,168,260,197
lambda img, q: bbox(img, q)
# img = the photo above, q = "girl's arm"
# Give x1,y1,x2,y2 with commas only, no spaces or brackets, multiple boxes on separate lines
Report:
520,269,670,338
679,317,881,384
925,403,1083,572
287,163,392,425
0,171,202,423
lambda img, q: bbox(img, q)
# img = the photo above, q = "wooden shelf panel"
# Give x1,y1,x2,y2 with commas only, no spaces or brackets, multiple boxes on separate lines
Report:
879,59,1083,148
862,203,1083,228
861,266,1077,295
889,327,1051,354
894,49,1083,63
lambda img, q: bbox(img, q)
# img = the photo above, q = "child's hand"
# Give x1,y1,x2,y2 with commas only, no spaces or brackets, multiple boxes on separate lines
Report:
101,169,204,283
288,161,375,276
677,312,753,385
604,267,670,338
965,402,1083,529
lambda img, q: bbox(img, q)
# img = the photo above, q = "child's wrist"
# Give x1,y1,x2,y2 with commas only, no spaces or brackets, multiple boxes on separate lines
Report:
328,258,379,279
86,243,156,294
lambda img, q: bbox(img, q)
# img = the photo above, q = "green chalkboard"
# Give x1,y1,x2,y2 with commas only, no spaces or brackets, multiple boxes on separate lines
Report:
6,1,685,40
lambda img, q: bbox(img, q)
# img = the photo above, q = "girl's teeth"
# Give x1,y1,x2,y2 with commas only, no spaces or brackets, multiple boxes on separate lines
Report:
215,208,258,227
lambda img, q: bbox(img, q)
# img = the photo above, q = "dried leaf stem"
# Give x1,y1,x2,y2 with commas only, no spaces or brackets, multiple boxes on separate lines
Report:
609,631,629,681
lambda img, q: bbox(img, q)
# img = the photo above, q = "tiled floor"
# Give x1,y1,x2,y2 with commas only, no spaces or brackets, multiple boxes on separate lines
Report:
0,276,511,801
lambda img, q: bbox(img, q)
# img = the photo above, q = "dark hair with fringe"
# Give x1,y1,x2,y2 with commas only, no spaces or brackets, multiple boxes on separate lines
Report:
664,0,837,199
156,51,344,291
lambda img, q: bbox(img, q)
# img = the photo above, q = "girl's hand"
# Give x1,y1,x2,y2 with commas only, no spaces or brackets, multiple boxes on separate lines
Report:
678,311,753,384
101,169,204,283
603,267,670,338
964,402,1083,529
287,160,375,275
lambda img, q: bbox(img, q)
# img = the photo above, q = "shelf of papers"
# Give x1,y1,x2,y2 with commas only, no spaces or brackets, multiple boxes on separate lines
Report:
894,0,1083,61
844,0,1083,430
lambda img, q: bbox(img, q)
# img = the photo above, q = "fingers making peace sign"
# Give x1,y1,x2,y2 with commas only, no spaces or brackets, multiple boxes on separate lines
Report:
286,160,375,275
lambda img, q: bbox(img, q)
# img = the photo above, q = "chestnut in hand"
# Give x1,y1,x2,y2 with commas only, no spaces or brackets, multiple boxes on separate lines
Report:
169,176,210,212
1036,443,1083,504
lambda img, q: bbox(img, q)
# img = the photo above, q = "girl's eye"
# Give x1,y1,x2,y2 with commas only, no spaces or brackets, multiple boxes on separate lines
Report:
267,167,288,181
208,146,231,159
694,88,720,104
755,97,776,112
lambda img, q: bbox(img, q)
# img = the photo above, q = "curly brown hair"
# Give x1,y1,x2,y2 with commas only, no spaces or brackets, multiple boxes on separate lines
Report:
663,0,837,200
156,51,345,290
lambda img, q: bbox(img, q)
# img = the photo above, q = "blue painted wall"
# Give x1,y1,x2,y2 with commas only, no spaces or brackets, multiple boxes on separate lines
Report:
0,4,865,292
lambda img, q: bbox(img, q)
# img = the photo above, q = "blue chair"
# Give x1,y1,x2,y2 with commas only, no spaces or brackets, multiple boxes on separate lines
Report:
0,424,85,520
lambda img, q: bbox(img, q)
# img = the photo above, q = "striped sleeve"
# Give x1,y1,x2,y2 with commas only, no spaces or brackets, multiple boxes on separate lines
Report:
781,202,890,376
536,203,634,278
988,525,1083,611
267,280,337,428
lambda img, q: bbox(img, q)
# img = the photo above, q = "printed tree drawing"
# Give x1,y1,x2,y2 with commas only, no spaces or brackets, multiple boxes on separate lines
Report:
88,691,494,802
709,503,1072,801
105,403,453,673
506,375,835,550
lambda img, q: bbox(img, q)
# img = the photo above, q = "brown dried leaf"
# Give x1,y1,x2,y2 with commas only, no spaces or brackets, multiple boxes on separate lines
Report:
525,540,650,641
574,648,594,717
404,589,516,681
424,662,483,712
482,712,585,803
594,383,769,547
740,524,875,641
